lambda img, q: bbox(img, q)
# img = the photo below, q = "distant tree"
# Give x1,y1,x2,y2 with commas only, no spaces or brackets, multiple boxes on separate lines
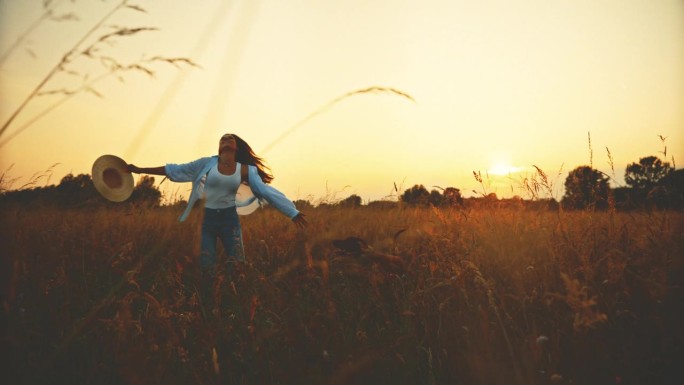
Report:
401,186,463,207
428,190,445,207
366,200,399,210
649,168,684,210
625,156,673,191
293,199,314,211
659,169,684,190
56,173,99,207
443,187,464,206
546,198,560,211
401,185,430,205
562,166,610,210
612,187,639,211
0,184,51,206
129,175,161,206
339,194,362,208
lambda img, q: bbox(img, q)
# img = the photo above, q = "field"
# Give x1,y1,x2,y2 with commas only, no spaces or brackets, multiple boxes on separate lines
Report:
2,204,683,384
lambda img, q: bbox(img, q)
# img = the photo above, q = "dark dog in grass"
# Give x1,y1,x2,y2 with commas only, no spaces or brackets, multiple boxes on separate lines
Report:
331,236,405,273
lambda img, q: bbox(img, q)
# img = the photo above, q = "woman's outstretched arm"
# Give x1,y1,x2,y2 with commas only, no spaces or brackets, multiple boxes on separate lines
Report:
127,164,167,176
245,165,308,229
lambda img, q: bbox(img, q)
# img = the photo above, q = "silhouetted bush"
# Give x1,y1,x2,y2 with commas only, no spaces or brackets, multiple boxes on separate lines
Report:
562,166,609,210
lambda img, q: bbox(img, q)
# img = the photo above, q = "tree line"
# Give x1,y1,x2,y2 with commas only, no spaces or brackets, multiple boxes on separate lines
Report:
396,154,683,211
1,154,682,211
0,173,162,208
561,156,683,210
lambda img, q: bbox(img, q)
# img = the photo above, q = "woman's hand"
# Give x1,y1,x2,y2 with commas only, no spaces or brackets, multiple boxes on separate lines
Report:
292,213,308,229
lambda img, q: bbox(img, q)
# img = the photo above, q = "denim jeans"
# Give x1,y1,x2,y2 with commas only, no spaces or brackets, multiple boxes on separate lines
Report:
200,207,245,271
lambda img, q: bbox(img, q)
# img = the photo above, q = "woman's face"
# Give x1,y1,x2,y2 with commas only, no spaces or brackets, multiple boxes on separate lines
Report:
219,134,238,153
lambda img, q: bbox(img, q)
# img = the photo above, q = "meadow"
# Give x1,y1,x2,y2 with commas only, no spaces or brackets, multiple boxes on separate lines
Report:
2,203,682,384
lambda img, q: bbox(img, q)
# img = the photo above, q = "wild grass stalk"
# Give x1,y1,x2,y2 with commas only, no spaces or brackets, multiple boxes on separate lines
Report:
0,0,73,67
260,86,416,154
0,0,197,147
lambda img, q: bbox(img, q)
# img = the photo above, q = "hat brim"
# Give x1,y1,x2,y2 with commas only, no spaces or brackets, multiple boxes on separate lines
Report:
236,183,262,215
92,155,134,202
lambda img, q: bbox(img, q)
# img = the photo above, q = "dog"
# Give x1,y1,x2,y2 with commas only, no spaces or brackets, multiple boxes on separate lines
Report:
331,237,405,273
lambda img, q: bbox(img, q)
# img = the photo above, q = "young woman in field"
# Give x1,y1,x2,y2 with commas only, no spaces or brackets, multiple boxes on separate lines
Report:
126,133,307,281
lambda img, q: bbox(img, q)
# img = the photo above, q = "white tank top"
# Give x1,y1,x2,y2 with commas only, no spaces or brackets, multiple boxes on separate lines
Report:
203,163,241,209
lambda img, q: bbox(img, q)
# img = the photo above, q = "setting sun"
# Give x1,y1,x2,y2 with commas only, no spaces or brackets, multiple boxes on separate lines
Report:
488,163,524,176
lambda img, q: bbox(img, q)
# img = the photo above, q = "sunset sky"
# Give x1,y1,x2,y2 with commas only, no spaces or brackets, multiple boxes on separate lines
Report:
1,0,682,203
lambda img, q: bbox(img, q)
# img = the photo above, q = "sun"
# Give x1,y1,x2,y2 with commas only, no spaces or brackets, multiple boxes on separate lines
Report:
487,152,525,176
488,163,523,176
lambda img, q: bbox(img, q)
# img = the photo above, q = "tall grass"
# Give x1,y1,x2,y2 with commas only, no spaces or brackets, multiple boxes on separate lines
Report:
2,204,682,384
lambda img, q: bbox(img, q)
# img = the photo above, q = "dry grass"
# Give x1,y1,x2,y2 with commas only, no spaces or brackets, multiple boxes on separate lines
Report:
2,204,682,384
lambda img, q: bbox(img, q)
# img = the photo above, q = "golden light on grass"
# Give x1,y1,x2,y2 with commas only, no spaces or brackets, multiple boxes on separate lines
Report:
2,201,682,384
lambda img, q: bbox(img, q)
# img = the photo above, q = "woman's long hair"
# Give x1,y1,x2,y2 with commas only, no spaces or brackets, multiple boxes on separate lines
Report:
232,134,274,184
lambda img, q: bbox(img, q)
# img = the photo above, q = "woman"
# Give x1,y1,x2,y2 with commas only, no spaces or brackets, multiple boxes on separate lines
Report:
127,133,307,280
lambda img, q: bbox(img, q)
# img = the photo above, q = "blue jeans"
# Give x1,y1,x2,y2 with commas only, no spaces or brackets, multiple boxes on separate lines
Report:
200,207,245,271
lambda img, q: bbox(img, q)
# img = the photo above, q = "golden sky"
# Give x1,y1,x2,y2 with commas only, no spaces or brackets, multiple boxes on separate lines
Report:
1,0,683,202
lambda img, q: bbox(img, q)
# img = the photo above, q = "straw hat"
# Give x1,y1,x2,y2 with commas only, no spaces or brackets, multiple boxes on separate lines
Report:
92,155,134,202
